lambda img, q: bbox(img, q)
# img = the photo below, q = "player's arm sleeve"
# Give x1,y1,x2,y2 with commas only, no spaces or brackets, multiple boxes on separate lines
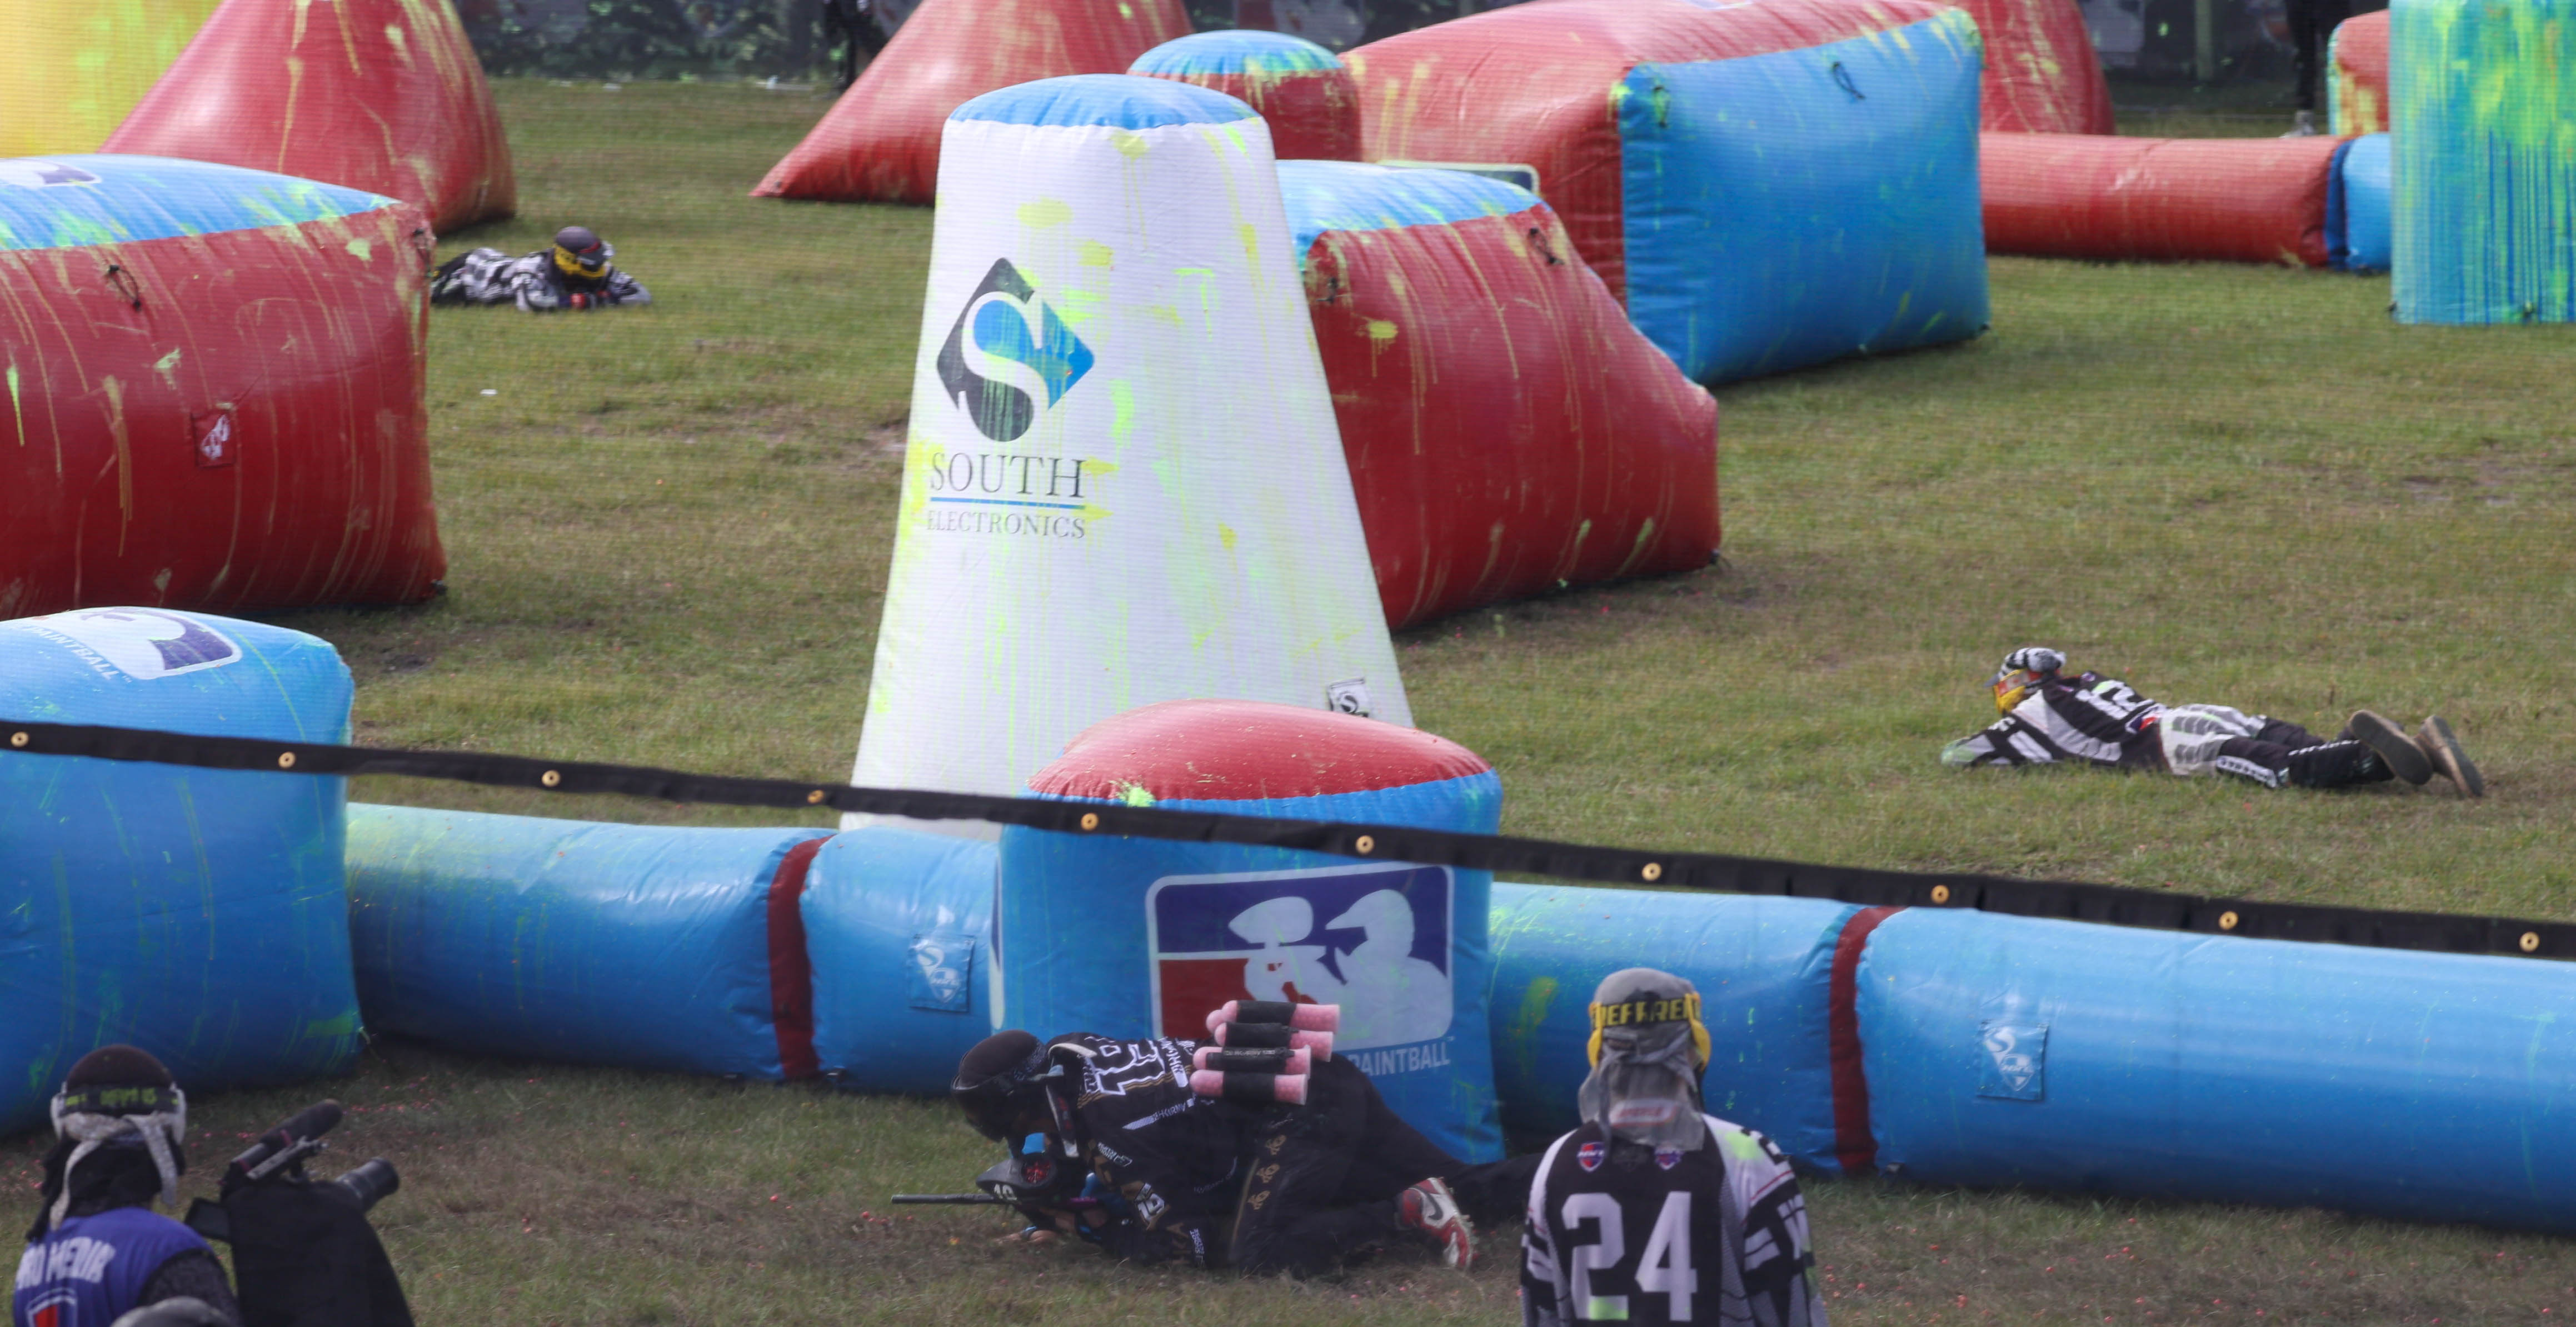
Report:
1087,1191,1221,1269
1082,1140,1224,1269
510,268,567,313
606,271,652,306
1729,1129,1826,1327
138,1249,243,1325
1941,719,2022,769
1520,1136,1574,1327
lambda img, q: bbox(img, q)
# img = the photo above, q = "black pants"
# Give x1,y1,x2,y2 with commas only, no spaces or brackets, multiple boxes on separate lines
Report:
2209,718,2393,789
1229,1058,1538,1275
2288,0,2356,112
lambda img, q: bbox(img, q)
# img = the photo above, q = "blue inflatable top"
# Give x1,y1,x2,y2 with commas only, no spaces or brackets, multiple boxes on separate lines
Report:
951,74,1257,130
1278,160,1545,258
1131,30,1344,76
2,608,362,1133
0,155,396,253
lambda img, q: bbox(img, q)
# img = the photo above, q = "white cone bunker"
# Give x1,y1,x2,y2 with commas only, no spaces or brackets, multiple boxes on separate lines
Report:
851,75,1408,819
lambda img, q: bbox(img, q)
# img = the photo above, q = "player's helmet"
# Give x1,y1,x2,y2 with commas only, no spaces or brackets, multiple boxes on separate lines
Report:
551,226,615,283
42,1045,189,1233
1580,969,1712,1151
951,1030,1050,1143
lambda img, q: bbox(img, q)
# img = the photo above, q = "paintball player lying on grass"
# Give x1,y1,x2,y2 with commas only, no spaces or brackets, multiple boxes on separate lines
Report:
430,226,651,313
1943,646,2483,795
948,1010,1537,1277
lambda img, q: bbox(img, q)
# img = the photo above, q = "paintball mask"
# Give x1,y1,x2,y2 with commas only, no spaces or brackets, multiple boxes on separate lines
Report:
551,226,614,284
1578,969,1713,1151
1990,664,2041,716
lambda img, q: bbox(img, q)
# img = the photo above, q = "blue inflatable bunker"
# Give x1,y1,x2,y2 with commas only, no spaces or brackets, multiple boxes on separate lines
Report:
2,608,362,1134
803,825,1000,1094
346,805,829,1079
1349,0,1990,383
1490,886,1861,1170
2329,132,2392,273
999,700,1506,1162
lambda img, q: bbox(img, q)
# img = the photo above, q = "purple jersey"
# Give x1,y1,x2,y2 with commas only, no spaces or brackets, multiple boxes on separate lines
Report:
14,1208,212,1327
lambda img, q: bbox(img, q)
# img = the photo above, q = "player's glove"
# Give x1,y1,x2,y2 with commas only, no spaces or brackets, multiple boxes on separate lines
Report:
2003,646,2064,675
568,292,593,310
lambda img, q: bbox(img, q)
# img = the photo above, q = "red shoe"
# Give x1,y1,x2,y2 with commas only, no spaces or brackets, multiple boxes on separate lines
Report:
1399,1177,1475,1270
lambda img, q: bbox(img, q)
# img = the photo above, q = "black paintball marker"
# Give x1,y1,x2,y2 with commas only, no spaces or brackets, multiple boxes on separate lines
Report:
893,1151,1100,1210
184,1101,401,1243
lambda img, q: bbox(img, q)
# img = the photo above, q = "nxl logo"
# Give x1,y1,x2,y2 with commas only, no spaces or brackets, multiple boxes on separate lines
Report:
936,258,1095,443
8,608,241,680
1147,864,1454,1052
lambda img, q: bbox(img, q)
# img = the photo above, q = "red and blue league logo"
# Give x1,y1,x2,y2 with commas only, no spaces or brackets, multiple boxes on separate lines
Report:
1146,864,1453,1053
1577,1141,1607,1172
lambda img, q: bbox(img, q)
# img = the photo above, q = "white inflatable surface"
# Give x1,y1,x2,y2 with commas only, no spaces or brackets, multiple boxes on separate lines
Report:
851,76,1407,824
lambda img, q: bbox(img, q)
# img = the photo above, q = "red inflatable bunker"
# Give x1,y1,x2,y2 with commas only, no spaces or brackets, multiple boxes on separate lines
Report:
753,0,1191,203
2329,9,2389,136
1956,0,2116,133
103,0,515,233
0,157,443,617
1130,31,1360,161
1281,163,1719,628
1981,132,2348,266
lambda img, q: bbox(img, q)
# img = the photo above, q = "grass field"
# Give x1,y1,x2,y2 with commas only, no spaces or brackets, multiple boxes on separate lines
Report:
17,74,2576,1324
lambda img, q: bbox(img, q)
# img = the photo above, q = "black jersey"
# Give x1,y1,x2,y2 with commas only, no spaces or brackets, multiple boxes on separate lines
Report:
1050,1034,1252,1268
1521,1118,1825,1327
1942,671,2167,772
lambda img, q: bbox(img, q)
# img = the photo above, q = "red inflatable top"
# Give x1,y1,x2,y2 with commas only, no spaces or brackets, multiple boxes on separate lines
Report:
755,0,1191,204
1029,700,1490,802
104,0,515,233
1131,32,1360,161
2331,9,2389,134
1287,165,1720,628
1348,0,1957,301
1950,0,2115,133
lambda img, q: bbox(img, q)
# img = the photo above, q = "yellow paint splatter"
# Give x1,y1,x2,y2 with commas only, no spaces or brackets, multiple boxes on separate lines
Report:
153,349,182,390
345,237,374,261
1366,320,1399,343
1018,198,1073,228
1112,130,1150,159
1079,240,1115,268
1219,523,1238,551
1109,382,1136,442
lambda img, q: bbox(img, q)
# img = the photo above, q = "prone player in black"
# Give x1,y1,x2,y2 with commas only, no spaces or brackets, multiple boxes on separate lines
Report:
950,1029,1525,1275
1942,646,2483,795
1521,970,1826,1327
430,226,651,314
14,1047,242,1327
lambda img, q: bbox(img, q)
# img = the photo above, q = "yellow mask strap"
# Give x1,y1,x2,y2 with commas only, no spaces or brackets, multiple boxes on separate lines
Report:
553,245,603,280
1586,993,1709,1070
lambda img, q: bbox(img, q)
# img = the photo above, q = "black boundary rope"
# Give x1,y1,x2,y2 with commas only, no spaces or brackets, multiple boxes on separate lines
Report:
9,718,2567,963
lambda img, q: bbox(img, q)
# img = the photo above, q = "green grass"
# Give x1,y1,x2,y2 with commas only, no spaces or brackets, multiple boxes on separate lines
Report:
46,75,2576,1324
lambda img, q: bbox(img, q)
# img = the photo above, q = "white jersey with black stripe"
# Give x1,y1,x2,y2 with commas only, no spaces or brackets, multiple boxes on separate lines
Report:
1942,671,2166,772
1521,1116,1825,1327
